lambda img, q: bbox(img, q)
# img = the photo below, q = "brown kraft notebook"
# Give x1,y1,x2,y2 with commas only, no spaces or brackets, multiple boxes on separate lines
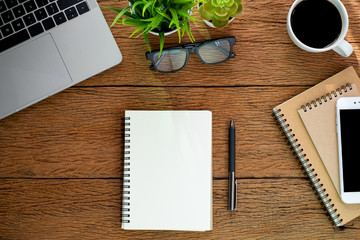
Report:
298,78,360,194
273,67,360,226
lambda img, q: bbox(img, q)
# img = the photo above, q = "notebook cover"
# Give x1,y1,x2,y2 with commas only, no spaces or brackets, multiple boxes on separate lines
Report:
298,84,360,194
273,67,360,226
121,110,213,231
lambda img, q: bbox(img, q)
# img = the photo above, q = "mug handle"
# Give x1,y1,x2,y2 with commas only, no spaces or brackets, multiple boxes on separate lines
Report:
333,39,353,57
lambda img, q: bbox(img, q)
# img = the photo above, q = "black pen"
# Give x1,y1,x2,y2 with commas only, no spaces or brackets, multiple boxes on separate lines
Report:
229,120,237,211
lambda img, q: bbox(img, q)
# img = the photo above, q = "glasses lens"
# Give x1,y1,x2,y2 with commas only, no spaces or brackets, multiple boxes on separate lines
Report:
153,49,188,72
198,39,231,64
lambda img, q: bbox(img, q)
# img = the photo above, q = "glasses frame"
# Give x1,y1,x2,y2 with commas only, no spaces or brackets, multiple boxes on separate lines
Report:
145,36,236,73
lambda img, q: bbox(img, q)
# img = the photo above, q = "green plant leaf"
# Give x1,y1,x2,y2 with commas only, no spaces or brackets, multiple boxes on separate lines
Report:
159,31,165,56
177,10,200,22
138,14,164,37
121,18,147,29
131,0,144,13
142,1,154,16
144,33,151,52
129,25,146,38
103,5,132,28
169,8,181,42
156,8,172,22
173,0,196,4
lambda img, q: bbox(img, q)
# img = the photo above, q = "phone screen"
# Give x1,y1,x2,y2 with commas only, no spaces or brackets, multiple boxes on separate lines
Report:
340,109,360,192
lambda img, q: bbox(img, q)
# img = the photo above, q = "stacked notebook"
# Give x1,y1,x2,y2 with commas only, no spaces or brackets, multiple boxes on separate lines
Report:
121,110,213,231
273,67,360,226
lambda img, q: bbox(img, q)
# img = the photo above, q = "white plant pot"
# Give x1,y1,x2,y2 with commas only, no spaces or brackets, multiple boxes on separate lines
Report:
149,28,178,36
203,19,216,28
203,18,235,28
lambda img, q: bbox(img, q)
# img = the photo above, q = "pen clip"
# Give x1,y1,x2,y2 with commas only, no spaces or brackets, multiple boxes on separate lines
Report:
234,179,237,210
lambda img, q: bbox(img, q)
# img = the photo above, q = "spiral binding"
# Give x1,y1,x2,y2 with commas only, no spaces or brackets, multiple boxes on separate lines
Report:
273,108,342,226
301,83,352,112
122,116,131,224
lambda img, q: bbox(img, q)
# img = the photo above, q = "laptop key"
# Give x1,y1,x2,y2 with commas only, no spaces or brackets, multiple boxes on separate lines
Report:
66,11,77,20
23,12,35,25
42,17,54,30
65,6,77,19
34,7,47,20
24,0,36,12
13,4,26,18
0,23,13,37
4,0,17,9
57,0,81,10
11,18,25,31
53,11,66,25
64,6,75,15
1,9,14,23
0,1,6,13
35,0,48,7
28,22,43,36
45,2,58,15
0,29,30,53
0,15,3,26
76,2,89,15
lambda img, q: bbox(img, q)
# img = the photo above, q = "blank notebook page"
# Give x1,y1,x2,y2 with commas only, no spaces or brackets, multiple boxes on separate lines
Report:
122,110,213,231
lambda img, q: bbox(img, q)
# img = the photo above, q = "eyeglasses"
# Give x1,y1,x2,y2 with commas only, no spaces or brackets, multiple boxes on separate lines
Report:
145,37,236,73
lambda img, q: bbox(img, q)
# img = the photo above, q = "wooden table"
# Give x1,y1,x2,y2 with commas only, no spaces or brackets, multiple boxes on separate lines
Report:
1,0,360,239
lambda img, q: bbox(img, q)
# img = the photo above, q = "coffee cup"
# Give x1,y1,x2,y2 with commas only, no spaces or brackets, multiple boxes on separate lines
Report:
287,0,353,57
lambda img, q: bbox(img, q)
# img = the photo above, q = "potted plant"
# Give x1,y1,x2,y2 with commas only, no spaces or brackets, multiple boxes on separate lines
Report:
103,0,201,55
199,0,243,28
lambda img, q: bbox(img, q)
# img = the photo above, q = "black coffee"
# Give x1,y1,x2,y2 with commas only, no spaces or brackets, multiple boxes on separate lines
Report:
290,0,342,49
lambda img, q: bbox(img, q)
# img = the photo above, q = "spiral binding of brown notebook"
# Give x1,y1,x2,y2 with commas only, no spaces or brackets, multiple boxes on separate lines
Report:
273,67,360,226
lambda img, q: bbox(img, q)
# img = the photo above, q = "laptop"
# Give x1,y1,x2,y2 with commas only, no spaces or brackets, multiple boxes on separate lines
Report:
0,0,122,120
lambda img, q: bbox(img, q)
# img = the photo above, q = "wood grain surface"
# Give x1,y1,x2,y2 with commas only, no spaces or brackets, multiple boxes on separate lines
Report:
1,0,360,238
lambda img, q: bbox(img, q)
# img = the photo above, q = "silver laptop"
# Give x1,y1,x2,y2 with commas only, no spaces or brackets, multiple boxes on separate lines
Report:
0,0,122,120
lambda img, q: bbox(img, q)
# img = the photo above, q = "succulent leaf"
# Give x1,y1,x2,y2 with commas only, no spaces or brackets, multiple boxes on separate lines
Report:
214,7,228,18
214,12,229,21
225,0,234,7
199,5,213,21
212,18,229,27
230,2,242,17
226,2,237,15
203,0,216,14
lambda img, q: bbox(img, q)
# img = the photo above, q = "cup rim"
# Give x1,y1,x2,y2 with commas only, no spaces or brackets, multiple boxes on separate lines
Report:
287,0,349,52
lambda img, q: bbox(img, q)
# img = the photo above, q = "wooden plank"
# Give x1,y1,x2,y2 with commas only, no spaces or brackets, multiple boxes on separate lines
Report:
0,178,359,239
0,86,308,178
77,0,360,87
83,42,360,87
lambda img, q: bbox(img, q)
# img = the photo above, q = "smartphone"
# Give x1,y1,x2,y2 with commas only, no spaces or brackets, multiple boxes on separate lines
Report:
336,97,360,204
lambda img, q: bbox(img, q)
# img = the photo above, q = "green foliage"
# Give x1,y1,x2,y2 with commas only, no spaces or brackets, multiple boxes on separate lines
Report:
103,0,201,55
199,0,242,28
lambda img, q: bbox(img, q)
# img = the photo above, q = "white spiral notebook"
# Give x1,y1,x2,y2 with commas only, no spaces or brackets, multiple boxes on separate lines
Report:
121,110,213,231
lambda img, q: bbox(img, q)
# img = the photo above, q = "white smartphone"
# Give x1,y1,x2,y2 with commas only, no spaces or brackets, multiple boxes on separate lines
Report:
336,97,360,204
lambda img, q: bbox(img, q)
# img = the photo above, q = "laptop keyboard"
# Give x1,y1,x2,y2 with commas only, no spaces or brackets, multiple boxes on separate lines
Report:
0,0,90,53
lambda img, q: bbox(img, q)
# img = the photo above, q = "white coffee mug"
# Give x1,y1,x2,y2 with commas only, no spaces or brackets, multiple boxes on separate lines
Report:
287,0,353,57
